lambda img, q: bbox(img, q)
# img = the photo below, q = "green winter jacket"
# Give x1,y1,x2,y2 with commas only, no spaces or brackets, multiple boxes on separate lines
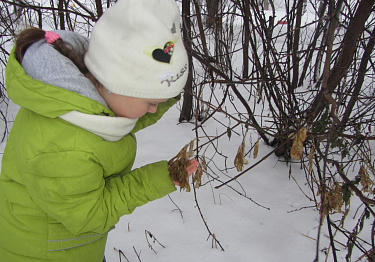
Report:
0,44,178,261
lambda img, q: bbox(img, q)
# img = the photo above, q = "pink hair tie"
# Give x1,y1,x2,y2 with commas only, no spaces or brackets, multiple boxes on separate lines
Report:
45,31,61,44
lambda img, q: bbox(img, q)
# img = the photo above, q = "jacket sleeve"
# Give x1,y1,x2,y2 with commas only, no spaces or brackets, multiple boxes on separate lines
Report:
132,95,180,133
24,151,176,236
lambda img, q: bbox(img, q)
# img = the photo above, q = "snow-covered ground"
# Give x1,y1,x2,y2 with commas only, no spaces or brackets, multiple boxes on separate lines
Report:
103,102,322,262
99,99,368,262
0,98,370,262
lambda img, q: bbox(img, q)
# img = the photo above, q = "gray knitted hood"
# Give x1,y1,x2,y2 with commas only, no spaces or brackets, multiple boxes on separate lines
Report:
21,30,107,107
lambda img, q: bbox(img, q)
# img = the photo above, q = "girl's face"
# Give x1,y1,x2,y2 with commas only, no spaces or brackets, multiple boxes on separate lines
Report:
98,86,168,119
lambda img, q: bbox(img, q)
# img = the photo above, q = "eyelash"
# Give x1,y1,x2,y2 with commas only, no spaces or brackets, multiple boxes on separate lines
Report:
149,103,157,107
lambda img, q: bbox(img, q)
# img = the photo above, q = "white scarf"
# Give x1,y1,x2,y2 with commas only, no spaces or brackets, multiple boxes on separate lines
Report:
60,111,138,142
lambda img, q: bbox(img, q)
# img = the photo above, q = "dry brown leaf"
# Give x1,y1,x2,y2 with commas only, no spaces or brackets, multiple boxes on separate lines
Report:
234,141,245,172
187,140,194,158
169,141,195,192
290,139,303,160
290,127,307,160
193,165,203,188
359,166,374,194
299,127,307,142
317,183,344,217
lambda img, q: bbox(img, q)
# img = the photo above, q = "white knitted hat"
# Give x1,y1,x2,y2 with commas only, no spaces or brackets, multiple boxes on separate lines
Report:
84,0,188,99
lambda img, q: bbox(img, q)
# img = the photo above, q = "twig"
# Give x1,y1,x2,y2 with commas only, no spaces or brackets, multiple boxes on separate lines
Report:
331,161,375,215
287,205,316,213
113,247,130,262
326,214,338,262
329,221,372,261
144,230,166,254
300,233,317,242
354,248,374,262
133,246,142,262
300,233,347,248
215,140,287,189
2,0,95,20
168,195,184,220
208,171,270,210
193,179,225,251
314,213,323,262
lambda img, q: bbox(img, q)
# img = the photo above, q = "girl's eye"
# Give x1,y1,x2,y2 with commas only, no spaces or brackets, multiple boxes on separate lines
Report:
149,103,157,107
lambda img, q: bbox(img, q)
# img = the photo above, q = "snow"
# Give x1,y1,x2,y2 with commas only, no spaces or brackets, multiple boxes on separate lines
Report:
0,100,334,262
102,103,328,262
1,98,369,262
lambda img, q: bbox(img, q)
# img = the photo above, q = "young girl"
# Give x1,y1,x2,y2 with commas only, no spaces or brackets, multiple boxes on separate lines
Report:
0,0,199,261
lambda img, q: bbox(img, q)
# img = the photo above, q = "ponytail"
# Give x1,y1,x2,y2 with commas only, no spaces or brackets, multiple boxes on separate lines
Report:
15,27,45,63
15,27,89,76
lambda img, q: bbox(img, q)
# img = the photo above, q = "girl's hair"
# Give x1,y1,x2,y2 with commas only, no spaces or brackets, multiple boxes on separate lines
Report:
15,27,88,75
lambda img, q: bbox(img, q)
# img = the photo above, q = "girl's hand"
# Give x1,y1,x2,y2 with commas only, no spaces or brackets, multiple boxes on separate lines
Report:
172,159,200,186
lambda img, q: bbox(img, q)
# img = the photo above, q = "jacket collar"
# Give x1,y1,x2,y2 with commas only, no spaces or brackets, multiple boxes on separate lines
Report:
60,111,137,141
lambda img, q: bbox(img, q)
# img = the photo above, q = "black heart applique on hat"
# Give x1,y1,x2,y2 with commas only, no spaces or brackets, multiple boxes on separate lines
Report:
152,42,174,63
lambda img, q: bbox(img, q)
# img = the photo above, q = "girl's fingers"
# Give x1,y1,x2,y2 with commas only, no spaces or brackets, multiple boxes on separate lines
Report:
190,159,199,166
186,159,200,175
186,166,197,176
